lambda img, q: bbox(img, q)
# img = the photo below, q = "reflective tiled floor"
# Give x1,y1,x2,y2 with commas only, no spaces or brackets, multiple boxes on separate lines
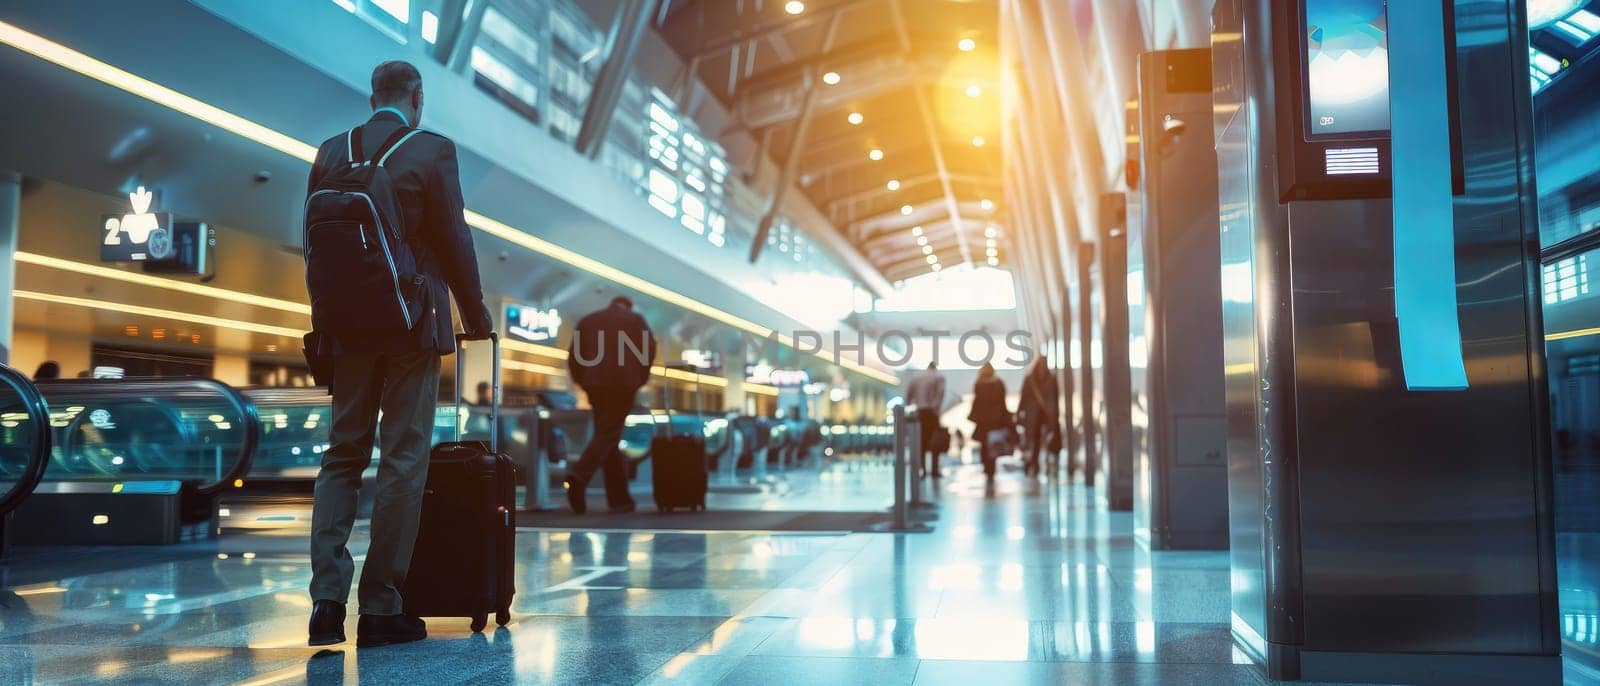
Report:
2,456,1582,684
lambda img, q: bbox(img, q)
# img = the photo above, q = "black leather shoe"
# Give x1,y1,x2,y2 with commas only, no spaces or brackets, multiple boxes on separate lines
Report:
356,613,427,648
308,600,346,646
610,502,636,514
566,475,588,514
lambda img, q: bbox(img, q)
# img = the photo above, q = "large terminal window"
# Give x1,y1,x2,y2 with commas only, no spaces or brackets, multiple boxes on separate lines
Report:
1531,2,1600,652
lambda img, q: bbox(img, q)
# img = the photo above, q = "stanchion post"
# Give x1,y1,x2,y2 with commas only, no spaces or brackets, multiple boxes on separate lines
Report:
891,405,908,530
523,411,556,511
907,413,924,506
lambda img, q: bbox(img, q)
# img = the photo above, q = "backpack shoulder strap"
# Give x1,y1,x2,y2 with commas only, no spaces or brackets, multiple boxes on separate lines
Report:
345,127,362,164
374,127,421,167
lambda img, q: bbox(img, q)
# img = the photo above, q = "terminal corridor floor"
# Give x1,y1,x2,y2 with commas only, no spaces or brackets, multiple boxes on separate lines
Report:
0,461,1402,684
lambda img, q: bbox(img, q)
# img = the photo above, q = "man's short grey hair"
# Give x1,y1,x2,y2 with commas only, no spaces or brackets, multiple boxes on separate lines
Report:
371,60,421,103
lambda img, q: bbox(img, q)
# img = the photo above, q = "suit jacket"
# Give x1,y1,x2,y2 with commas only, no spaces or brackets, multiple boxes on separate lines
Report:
566,303,657,391
307,110,490,356
968,377,1011,436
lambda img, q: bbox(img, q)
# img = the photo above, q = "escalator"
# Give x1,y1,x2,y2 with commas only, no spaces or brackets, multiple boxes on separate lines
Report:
0,363,52,560
9,378,259,545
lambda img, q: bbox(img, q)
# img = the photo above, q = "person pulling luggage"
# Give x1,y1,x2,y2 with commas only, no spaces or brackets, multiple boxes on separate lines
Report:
303,61,493,648
565,296,656,514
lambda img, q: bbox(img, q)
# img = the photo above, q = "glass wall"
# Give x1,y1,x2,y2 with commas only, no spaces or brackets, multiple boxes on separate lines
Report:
326,0,853,286
1530,0,1600,676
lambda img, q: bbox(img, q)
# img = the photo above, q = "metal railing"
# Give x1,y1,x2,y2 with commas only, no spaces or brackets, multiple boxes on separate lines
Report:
34,378,260,495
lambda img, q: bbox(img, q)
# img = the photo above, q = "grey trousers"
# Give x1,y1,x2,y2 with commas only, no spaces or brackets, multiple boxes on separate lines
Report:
309,349,440,615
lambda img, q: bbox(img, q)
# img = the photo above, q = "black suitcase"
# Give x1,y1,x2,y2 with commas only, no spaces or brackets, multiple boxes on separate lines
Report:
650,365,707,512
402,333,516,631
651,432,707,512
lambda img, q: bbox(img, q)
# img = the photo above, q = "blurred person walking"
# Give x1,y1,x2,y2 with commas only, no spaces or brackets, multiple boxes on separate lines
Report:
904,362,948,478
565,296,655,515
968,363,1013,484
1017,357,1060,478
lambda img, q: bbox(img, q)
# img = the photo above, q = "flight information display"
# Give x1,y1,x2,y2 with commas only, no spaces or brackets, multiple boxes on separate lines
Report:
1305,0,1391,138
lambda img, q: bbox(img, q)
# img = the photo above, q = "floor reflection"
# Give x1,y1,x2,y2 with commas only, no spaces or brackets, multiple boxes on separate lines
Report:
0,458,1425,684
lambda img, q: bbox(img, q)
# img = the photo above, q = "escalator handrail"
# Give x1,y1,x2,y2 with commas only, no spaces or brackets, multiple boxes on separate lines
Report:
35,377,262,495
0,363,52,516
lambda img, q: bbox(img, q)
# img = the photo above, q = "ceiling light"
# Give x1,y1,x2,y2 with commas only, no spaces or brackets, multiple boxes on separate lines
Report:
847,111,864,125
886,179,900,191
926,255,938,264
911,225,923,236
785,0,806,15
986,247,998,257
916,236,928,246
922,245,933,255
901,204,913,215
965,84,982,98
958,37,976,52
971,136,986,147
1531,48,1561,75
980,198,994,211
1528,0,1585,28
1569,9,1600,35
822,71,841,85
986,238,996,247
1554,18,1596,42
985,226,998,238
987,257,998,266
868,148,884,161
932,263,942,272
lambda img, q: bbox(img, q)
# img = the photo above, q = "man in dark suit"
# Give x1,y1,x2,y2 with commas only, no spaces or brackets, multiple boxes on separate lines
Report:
565,296,655,514
305,61,492,648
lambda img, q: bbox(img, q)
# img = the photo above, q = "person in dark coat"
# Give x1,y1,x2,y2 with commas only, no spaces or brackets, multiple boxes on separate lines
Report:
565,295,656,515
967,363,1012,482
1017,357,1060,478
304,60,492,649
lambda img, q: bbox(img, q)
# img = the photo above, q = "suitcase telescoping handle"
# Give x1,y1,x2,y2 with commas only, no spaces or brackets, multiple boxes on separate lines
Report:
455,332,500,452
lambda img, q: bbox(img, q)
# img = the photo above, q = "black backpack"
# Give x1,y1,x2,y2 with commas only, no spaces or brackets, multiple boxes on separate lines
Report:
303,126,424,336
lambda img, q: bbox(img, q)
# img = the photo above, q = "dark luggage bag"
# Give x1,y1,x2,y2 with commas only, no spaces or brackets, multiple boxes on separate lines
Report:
650,364,707,512
651,431,707,512
402,334,517,631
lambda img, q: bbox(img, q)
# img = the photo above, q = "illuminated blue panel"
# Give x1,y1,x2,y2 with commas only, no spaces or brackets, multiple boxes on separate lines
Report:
1304,0,1390,137
1389,0,1468,391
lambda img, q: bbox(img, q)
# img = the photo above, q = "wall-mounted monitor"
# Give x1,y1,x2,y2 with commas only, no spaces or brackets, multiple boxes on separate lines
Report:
1274,0,1393,200
1275,0,1463,201
1303,0,1391,140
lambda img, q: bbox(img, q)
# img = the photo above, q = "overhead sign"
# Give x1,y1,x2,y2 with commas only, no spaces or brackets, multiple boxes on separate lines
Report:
98,186,212,275
767,369,810,387
681,349,721,372
101,186,173,262
506,304,561,343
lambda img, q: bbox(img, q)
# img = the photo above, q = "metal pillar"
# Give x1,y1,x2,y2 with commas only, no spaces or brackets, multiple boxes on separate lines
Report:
443,0,489,73
0,173,18,365
575,0,660,158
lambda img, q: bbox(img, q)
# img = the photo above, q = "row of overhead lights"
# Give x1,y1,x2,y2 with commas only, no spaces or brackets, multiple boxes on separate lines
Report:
778,1,990,274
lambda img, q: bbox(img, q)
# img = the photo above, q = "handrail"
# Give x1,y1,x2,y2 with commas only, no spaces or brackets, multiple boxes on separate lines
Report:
34,378,261,495
0,363,51,515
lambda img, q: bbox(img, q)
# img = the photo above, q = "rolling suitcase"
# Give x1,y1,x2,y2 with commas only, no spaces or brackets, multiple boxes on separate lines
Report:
402,333,517,631
651,364,707,512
